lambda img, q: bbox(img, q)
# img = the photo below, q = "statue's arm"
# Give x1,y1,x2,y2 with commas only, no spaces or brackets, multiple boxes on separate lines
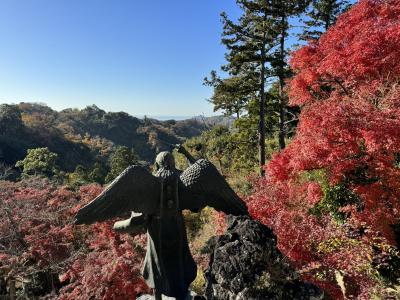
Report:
113,212,148,235
175,144,196,165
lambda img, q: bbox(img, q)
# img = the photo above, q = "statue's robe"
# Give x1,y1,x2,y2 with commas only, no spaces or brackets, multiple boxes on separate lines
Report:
129,168,197,298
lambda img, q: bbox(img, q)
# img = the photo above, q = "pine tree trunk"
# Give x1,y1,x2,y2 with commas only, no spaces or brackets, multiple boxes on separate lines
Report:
278,14,286,151
259,45,266,177
325,0,334,30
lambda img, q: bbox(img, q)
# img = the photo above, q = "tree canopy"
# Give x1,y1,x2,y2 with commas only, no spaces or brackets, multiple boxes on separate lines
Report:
15,147,59,178
248,0,400,297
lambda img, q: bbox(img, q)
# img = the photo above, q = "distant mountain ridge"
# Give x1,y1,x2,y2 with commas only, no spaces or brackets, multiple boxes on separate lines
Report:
135,114,236,127
134,115,193,121
191,115,235,128
0,103,231,172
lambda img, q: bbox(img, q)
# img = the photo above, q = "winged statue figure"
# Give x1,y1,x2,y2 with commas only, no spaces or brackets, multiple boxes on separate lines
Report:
74,145,248,300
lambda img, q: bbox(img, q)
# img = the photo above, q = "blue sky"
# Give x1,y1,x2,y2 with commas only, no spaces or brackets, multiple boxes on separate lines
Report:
0,0,242,117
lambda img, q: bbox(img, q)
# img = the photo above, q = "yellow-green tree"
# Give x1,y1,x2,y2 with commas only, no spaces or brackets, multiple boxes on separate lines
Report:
105,146,139,182
16,147,58,178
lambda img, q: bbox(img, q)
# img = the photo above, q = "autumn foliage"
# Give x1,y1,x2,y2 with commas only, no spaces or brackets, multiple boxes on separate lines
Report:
0,179,150,299
289,0,400,107
248,0,400,298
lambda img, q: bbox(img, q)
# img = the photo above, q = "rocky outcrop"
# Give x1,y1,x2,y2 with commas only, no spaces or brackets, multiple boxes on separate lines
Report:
204,216,324,300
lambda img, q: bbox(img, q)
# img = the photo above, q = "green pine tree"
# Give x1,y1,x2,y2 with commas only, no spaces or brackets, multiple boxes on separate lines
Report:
268,0,309,150
204,71,257,119
207,0,308,175
300,0,351,40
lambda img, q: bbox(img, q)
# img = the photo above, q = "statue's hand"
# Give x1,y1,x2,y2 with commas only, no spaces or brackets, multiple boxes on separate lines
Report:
113,218,133,232
174,144,197,164
113,213,147,235
174,144,185,153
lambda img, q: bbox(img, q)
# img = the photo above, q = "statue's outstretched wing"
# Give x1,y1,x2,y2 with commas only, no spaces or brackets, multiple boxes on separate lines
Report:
179,159,248,216
74,165,161,225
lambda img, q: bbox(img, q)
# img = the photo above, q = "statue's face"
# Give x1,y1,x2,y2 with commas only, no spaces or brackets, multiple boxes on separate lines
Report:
155,151,175,170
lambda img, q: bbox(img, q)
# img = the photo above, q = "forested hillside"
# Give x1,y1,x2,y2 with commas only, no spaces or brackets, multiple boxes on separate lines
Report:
0,102,212,177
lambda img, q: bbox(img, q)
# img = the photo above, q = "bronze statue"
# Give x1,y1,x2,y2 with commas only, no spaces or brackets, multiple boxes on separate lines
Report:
74,146,248,299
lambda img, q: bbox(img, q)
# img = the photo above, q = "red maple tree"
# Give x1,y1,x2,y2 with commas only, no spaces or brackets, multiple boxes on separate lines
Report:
0,179,150,299
248,0,400,298
289,0,400,107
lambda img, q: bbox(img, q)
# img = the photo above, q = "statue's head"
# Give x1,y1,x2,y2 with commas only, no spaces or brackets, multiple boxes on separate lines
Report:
155,151,175,170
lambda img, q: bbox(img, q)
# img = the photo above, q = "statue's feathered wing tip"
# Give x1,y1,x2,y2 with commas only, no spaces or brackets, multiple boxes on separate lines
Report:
180,159,248,216
74,165,161,225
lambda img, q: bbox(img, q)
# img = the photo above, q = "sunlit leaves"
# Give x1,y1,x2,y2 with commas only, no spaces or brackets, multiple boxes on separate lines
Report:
248,0,400,298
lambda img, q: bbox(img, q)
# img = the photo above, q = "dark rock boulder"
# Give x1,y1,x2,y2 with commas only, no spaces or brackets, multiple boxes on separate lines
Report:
204,216,324,300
